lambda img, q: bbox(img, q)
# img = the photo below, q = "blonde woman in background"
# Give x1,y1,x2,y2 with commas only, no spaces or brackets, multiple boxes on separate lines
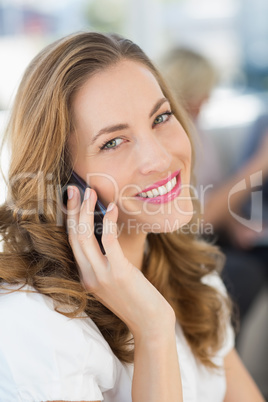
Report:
0,32,264,402
162,48,217,120
163,47,268,326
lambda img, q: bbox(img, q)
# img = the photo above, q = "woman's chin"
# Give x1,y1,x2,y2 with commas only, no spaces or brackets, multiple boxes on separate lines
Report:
117,200,194,235
155,214,194,234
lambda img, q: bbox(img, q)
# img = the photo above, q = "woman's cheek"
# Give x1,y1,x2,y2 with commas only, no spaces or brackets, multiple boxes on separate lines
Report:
176,135,192,168
90,175,120,206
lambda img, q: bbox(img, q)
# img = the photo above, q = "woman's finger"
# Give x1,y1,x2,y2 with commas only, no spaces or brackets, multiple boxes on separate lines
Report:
77,187,106,269
66,185,81,240
66,186,101,289
101,202,126,266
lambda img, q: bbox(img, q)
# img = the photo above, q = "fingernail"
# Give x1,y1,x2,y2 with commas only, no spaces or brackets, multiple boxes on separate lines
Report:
67,186,74,200
107,202,114,212
84,187,90,201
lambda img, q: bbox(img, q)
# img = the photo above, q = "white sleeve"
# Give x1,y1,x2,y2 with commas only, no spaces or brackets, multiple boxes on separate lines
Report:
0,285,117,402
201,272,235,357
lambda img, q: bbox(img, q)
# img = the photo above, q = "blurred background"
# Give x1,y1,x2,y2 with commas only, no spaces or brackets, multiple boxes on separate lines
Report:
1,0,268,179
0,0,267,399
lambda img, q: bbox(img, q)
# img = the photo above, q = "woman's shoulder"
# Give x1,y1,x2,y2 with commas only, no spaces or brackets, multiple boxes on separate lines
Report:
0,282,55,312
201,272,235,357
0,283,117,401
0,282,114,354
201,270,228,295
0,283,84,338
1,283,90,328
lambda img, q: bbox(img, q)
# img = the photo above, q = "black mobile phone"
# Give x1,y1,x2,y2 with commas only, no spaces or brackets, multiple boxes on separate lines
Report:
62,171,106,254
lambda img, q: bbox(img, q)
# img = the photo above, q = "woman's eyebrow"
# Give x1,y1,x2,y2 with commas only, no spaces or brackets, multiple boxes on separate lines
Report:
149,97,169,118
90,97,169,145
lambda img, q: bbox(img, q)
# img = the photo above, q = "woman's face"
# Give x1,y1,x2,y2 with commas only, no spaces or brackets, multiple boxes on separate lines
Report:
69,60,193,235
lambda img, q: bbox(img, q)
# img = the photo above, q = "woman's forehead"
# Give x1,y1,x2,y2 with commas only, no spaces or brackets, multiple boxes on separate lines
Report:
73,60,163,112
72,60,164,131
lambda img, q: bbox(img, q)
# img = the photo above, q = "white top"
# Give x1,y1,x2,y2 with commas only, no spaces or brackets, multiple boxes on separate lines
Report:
0,273,234,402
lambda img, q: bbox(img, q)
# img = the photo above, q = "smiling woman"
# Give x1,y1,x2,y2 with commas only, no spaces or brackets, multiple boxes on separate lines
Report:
70,58,192,234
0,32,264,402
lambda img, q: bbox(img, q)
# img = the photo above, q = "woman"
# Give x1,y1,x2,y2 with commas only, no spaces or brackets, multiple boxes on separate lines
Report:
0,32,264,402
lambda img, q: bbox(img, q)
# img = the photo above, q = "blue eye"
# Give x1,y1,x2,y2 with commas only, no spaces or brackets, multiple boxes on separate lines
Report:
153,111,173,126
100,137,123,150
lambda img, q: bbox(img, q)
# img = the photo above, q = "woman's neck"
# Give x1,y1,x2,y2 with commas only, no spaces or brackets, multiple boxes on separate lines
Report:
118,230,147,271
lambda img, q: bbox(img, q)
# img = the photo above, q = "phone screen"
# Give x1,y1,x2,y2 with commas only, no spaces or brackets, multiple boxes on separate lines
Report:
62,171,106,254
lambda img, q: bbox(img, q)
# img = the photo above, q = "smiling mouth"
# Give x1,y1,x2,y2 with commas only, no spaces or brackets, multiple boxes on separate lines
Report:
138,176,177,198
135,170,181,203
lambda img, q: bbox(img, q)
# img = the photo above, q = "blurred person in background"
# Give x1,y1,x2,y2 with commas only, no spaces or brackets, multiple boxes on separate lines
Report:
162,47,268,329
231,113,268,251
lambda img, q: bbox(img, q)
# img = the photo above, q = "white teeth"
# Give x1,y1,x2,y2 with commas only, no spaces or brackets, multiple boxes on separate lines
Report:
146,190,154,198
166,180,172,192
138,176,177,198
158,185,167,195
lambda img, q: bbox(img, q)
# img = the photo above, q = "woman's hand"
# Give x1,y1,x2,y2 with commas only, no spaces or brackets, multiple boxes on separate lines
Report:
67,186,183,402
66,186,175,339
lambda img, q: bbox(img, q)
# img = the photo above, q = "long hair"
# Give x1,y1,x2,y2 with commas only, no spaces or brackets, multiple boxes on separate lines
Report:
0,31,230,368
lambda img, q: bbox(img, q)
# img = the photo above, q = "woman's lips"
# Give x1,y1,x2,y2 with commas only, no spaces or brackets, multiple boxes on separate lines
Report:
135,170,182,204
140,170,180,193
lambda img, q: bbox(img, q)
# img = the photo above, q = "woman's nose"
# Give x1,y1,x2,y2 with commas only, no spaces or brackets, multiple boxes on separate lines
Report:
137,136,172,175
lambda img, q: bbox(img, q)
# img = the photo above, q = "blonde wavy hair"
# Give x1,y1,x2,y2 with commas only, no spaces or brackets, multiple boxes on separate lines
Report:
0,32,231,368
